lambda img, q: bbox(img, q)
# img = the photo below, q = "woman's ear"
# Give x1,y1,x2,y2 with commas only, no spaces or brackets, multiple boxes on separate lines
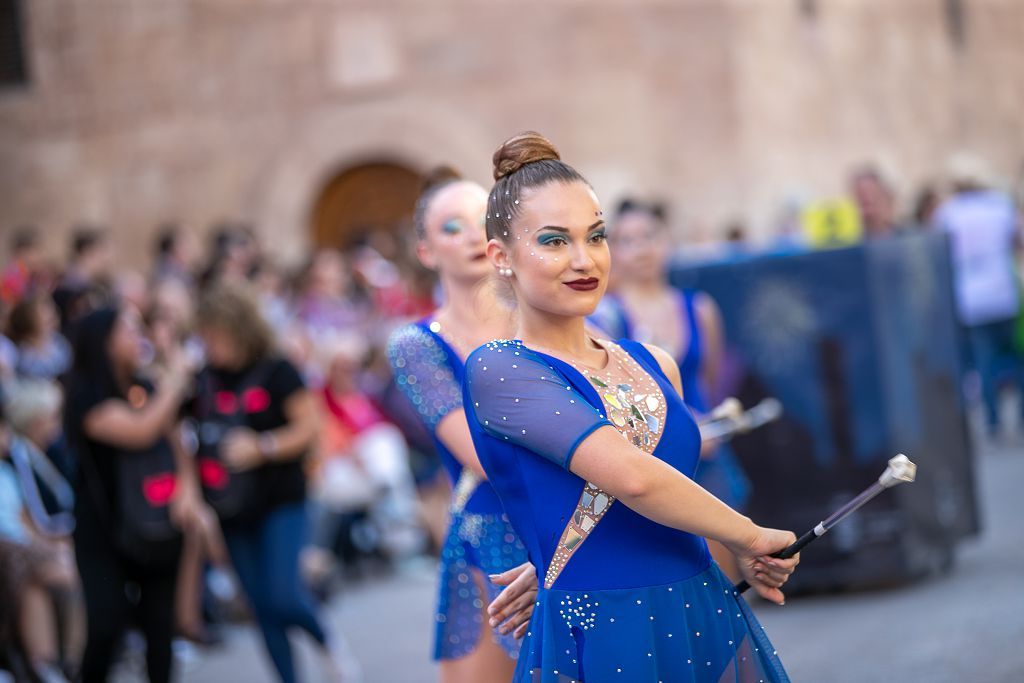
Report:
486,239,510,273
415,240,437,271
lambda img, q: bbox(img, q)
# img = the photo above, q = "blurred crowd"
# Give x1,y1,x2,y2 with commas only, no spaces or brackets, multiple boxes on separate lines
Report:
0,221,447,682
0,151,1021,683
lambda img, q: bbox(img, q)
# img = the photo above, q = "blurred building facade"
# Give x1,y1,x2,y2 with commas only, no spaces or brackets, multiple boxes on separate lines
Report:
1,0,1022,263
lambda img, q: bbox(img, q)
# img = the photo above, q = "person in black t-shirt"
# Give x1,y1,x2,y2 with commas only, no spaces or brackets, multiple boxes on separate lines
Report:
193,283,359,683
64,306,201,683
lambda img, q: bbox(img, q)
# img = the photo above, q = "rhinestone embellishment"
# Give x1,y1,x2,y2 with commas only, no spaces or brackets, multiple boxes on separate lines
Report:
543,341,668,589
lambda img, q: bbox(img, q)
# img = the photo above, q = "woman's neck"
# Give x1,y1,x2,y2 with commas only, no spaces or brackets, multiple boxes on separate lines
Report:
516,308,596,359
23,331,47,348
618,275,669,298
220,357,248,373
112,363,133,393
436,275,511,343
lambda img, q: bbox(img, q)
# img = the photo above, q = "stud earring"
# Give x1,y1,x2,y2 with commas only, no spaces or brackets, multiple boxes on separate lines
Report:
500,267,513,277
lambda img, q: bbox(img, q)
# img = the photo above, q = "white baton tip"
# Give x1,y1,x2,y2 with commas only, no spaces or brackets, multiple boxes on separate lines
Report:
759,397,783,421
879,453,917,488
712,397,743,421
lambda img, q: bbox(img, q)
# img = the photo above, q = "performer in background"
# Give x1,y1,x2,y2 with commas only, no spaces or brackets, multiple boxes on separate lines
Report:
388,168,532,683
465,132,797,682
592,199,751,578
592,200,752,507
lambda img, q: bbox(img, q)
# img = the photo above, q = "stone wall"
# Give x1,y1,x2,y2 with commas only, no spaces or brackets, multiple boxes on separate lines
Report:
1,0,1021,265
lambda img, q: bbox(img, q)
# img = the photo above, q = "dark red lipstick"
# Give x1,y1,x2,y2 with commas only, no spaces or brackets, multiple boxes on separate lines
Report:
565,277,599,291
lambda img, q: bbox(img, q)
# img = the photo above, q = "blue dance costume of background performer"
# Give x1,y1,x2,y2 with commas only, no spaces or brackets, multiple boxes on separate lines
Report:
389,318,528,661
464,336,789,682
591,291,751,511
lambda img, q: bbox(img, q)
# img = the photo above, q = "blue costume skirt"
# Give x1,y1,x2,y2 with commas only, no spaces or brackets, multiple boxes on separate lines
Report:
434,510,529,661
516,563,790,682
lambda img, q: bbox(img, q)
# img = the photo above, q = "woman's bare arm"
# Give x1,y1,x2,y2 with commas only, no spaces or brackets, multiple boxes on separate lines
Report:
435,409,487,478
83,373,190,451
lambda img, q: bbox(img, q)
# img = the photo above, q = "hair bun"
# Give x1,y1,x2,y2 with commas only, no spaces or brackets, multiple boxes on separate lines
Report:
492,131,561,181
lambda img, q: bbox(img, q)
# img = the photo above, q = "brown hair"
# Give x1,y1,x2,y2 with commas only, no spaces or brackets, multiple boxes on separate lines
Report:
195,282,275,366
611,197,670,239
486,132,590,242
615,198,668,223
7,294,48,344
413,165,463,239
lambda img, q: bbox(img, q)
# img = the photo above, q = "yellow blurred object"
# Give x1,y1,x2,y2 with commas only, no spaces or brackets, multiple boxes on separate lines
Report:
801,198,862,248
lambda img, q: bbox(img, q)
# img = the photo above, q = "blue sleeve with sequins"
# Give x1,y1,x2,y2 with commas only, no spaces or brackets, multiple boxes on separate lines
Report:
387,324,464,434
464,341,612,470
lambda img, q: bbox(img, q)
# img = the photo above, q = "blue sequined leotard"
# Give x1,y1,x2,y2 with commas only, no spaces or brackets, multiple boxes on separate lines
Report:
388,319,528,661
464,338,789,682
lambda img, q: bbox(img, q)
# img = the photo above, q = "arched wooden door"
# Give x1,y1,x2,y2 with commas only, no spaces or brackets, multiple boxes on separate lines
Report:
311,161,423,249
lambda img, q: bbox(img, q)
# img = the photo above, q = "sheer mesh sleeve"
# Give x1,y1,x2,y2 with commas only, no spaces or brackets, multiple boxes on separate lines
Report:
387,324,464,434
464,340,611,470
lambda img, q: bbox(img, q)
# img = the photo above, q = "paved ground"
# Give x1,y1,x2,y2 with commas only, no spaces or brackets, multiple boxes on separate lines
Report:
167,424,1023,683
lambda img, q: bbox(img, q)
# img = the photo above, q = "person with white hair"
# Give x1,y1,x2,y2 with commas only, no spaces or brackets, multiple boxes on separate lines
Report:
3,379,76,521
1,380,82,681
935,152,1024,435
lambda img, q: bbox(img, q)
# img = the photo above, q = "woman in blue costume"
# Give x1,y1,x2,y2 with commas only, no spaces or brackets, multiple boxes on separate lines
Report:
464,132,799,683
590,199,751,516
387,168,534,682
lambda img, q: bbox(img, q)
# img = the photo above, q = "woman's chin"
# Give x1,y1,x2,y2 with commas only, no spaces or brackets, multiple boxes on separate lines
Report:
537,296,602,320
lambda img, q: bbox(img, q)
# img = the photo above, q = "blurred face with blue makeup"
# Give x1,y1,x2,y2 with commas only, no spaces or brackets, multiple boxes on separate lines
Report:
416,181,491,286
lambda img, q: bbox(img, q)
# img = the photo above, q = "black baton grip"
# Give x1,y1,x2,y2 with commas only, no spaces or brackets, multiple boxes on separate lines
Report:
733,527,817,594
